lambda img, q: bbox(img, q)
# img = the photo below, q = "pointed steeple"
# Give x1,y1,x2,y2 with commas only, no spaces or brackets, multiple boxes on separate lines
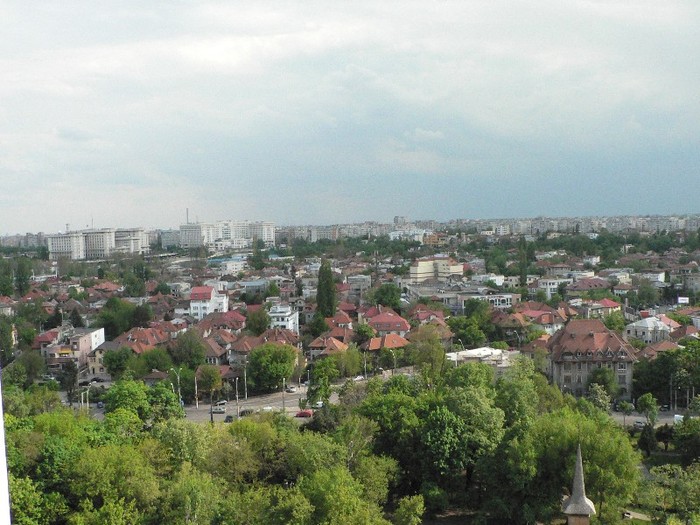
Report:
562,444,596,517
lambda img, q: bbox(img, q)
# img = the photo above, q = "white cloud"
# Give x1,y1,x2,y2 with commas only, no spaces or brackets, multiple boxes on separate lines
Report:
0,0,699,233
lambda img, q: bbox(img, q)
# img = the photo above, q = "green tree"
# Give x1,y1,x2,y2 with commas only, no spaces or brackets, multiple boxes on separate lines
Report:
0,259,13,296
69,308,85,328
603,311,626,332
14,257,32,297
147,381,185,422
309,357,340,404
248,343,296,392
316,259,336,317
393,495,425,525
587,367,620,398
307,311,329,338
246,308,271,336
638,424,657,457
60,360,79,406
618,400,634,427
483,407,640,523
103,377,151,422
637,392,659,426
371,283,402,310
447,316,486,348
94,297,136,340
587,383,611,413
103,347,134,380
198,364,223,403
409,324,445,388
170,330,206,370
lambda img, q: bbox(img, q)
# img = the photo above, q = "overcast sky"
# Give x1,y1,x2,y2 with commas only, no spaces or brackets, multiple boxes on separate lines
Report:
1,1,699,234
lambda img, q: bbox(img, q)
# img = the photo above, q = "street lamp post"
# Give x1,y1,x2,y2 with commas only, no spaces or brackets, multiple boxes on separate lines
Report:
282,377,286,414
235,376,240,418
244,356,248,400
169,367,182,406
194,375,199,410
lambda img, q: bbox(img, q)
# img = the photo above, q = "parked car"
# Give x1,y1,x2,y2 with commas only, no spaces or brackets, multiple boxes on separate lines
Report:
353,375,365,382
239,409,254,417
91,377,104,383
633,420,645,430
214,400,227,407
285,385,297,393
295,409,313,418
312,400,324,409
41,374,56,381
96,401,104,409
224,415,235,423
212,405,226,414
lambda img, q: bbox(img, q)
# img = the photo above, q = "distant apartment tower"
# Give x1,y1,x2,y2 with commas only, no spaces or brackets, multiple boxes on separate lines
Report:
160,229,181,248
179,220,275,249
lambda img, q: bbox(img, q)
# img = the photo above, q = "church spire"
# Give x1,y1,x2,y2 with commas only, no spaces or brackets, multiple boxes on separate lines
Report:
562,444,596,521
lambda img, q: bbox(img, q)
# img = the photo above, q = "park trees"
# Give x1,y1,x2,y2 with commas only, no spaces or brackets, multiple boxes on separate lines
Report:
248,343,296,392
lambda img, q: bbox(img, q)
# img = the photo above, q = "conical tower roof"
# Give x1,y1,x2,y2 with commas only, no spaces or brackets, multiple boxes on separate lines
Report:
562,444,596,516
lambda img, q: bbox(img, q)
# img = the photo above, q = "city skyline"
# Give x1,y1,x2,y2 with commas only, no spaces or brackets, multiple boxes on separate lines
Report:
1,1,699,234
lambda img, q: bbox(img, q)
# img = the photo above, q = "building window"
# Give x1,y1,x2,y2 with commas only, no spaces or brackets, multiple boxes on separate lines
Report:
618,375,626,385
563,375,572,385
618,362,627,371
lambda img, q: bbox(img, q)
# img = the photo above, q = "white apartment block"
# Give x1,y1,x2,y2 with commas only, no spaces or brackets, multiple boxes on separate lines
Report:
47,228,148,260
269,304,300,334
179,220,275,249
189,286,229,321
47,232,85,260
531,277,573,300
408,256,463,284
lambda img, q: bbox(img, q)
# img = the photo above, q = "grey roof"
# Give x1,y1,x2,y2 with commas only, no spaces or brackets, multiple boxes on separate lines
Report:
562,444,596,516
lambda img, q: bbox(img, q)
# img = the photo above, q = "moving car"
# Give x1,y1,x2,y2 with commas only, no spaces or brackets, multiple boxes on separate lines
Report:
295,409,313,418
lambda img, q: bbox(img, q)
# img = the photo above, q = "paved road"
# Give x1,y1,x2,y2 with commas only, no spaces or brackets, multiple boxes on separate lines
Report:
609,409,677,428
184,384,319,423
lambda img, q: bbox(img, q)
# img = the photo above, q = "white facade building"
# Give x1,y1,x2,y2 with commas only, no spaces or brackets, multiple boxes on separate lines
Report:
269,304,300,334
189,286,229,321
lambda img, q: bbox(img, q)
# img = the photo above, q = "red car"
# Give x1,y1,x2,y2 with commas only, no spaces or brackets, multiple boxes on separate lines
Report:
295,409,313,418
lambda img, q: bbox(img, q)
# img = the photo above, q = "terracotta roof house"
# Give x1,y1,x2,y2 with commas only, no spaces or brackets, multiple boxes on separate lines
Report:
637,340,680,360
338,302,357,316
114,327,171,347
325,326,356,344
670,324,698,342
565,278,611,297
309,336,349,360
519,309,564,335
363,333,410,352
325,310,353,329
548,319,637,399
366,310,411,337
203,337,228,365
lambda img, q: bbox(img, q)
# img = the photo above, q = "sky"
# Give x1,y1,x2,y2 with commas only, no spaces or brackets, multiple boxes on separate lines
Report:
1,1,699,234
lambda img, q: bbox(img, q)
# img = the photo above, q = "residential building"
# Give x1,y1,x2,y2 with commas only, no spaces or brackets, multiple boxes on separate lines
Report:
408,256,463,284
269,304,300,334
548,319,637,399
189,286,229,321
624,317,671,345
